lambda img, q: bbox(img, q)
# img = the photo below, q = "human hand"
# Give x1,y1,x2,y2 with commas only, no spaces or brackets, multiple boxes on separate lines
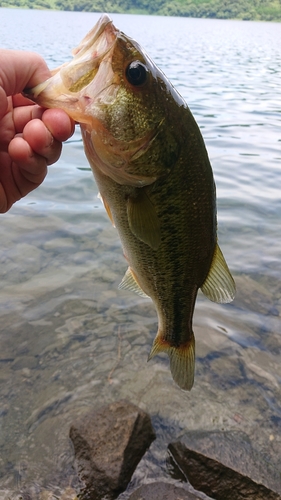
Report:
0,49,75,213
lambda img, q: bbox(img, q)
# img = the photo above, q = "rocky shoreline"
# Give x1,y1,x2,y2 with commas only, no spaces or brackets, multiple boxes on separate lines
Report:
24,400,280,500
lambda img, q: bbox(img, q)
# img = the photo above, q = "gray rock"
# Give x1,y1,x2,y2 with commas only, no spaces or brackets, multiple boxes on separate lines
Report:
69,400,156,500
128,482,202,500
168,431,281,500
169,430,281,491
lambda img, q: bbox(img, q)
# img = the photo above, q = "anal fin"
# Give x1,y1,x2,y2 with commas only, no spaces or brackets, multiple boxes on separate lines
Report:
118,267,150,299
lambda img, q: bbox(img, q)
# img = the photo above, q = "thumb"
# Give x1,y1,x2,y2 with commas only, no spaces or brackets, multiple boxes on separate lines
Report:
0,49,51,98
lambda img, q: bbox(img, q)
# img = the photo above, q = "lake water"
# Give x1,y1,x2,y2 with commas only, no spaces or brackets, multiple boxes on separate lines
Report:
0,7,281,499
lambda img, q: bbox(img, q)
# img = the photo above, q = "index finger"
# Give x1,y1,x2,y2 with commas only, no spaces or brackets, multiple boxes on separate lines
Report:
12,93,39,108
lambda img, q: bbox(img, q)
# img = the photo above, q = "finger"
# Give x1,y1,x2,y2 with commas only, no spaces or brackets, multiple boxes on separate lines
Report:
9,136,47,188
0,184,10,213
22,118,63,165
13,104,44,134
0,87,8,121
0,50,51,97
42,108,75,142
12,93,40,108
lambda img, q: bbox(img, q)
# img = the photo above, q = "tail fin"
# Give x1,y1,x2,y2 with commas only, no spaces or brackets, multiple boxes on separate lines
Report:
148,333,195,391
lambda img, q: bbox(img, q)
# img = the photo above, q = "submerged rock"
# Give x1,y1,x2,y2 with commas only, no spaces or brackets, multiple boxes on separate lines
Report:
168,430,281,500
39,488,78,500
128,482,202,500
40,487,78,499
69,400,156,500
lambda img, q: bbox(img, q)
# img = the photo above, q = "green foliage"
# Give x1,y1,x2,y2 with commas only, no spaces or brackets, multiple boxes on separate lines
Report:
1,0,281,21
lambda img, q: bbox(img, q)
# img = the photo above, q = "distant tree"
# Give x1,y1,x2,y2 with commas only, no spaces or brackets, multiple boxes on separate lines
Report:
1,0,281,21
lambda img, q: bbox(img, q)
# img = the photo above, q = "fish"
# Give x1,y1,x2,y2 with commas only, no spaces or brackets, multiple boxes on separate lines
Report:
24,14,235,390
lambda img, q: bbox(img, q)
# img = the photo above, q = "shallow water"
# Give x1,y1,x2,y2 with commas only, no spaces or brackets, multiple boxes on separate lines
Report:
0,8,281,498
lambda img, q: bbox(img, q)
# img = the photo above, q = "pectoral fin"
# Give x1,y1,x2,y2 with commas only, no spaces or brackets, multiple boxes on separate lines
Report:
148,332,195,391
201,243,235,303
127,189,161,250
118,266,150,299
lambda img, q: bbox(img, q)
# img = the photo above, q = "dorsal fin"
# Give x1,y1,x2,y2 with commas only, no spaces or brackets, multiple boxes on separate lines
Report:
127,189,161,250
201,243,235,303
118,267,150,299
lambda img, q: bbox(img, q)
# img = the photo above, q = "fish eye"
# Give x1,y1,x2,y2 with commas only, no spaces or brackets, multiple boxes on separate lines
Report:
125,61,148,86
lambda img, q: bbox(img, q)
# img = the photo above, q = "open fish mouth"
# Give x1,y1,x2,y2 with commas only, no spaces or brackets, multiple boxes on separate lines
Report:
23,14,166,186
23,14,119,124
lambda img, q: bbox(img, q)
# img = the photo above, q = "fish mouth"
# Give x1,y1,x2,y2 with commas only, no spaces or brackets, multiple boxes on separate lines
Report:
24,15,165,187
23,14,118,124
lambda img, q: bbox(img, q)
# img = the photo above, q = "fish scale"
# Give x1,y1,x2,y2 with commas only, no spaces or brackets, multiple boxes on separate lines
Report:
24,14,235,390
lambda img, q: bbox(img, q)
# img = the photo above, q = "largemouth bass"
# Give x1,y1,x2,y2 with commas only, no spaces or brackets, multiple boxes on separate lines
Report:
25,15,235,390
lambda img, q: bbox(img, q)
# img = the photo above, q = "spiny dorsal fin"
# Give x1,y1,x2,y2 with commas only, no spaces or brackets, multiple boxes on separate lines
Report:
148,332,195,391
118,267,150,299
201,243,235,303
127,189,161,250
